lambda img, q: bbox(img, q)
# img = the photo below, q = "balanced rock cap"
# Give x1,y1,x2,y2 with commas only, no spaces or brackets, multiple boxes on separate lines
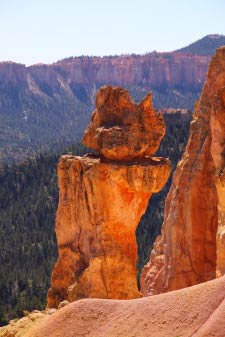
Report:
82,85,166,161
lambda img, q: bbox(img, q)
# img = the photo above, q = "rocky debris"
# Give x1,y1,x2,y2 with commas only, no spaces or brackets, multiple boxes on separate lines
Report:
57,300,69,309
82,86,165,161
47,86,171,308
0,308,56,337
2,276,225,337
141,47,225,295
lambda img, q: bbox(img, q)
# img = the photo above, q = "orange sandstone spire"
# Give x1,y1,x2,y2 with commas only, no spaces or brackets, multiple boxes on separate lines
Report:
47,86,171,308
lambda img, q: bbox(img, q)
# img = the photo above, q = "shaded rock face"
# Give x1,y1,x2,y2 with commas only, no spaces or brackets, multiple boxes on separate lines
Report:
47,86,171,308
141,47,225,295
83,86,165,160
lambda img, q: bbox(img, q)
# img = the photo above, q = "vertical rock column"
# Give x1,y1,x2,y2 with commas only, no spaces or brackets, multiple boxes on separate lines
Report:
141,47,225,296
209,47,225,277
141,47,225,295
47,86,171,308
140,109,218,295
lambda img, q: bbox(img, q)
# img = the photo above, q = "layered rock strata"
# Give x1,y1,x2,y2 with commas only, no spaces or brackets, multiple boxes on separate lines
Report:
141,47,225,295
47,86,171,308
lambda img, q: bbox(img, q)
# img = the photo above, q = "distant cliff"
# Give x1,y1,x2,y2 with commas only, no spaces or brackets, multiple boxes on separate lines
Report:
0,34,224,164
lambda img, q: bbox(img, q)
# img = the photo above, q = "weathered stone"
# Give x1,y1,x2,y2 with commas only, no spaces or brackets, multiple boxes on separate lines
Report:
46,86,171,307
141,47,225,295
47,154,170,308
208,47,225,278
82,86,165,161
141,112,218,295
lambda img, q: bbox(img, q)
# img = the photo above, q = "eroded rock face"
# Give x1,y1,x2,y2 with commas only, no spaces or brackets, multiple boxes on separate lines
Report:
82,86,165,161
47,87,171,308
209,47,225,277
141,47,225,295
47,155,170,308
140,114,218,295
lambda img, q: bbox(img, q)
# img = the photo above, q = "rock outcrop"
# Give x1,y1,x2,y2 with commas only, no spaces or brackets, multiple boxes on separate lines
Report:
141,47,225,295
47,86,171,308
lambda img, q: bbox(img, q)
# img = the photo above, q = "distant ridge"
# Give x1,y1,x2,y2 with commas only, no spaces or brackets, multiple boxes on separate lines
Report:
1,34,225,165
175,34,225,56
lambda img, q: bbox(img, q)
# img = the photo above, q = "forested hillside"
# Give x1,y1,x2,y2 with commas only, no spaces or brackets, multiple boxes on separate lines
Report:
0,143,88,325
175,34,225,55
0,111,192,325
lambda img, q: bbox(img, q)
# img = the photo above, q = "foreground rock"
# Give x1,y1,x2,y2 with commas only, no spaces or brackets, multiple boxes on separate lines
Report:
141,47,225,295
2,276,225,337
47,86,171,307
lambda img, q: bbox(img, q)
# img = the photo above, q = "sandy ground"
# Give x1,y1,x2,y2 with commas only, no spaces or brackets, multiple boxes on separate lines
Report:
1,276,225,337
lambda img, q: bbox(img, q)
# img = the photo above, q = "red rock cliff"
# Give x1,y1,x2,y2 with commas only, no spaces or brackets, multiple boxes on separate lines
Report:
209,47,225,277
50,52,209,90
141,47,225,295
47,86,171,308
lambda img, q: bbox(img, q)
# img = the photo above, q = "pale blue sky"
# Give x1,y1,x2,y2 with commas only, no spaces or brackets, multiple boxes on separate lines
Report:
0,0,225,65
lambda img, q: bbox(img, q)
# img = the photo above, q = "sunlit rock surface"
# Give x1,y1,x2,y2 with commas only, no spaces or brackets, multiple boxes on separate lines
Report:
141,47,225,295
83,86,165,161
47,86,171,307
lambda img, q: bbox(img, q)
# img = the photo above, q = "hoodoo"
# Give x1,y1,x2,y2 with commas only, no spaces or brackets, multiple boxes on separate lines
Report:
141,47,225,295
47,86,171,308
82,86,166,160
